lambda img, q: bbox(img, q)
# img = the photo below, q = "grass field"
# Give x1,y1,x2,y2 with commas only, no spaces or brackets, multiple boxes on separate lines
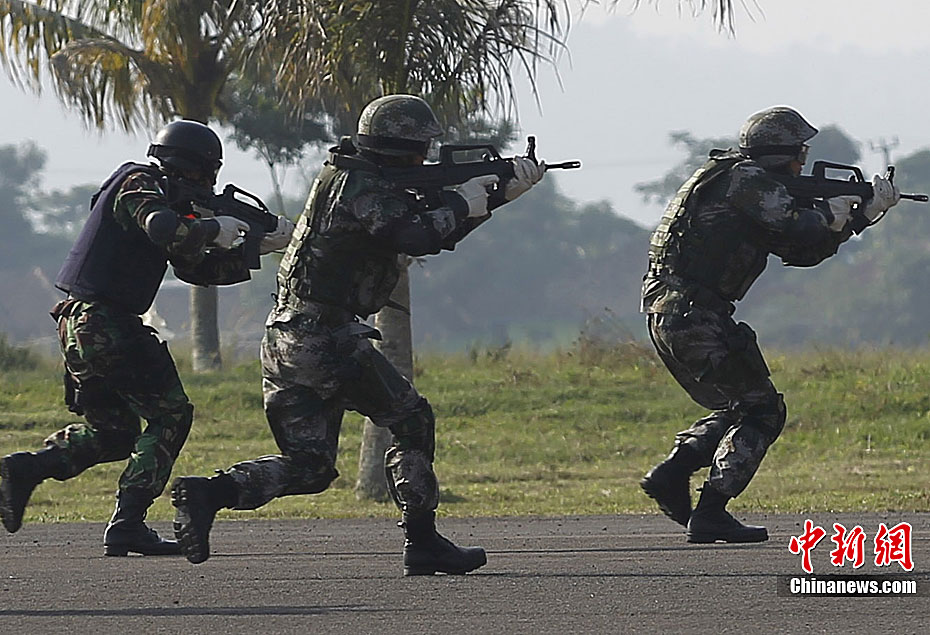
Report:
2,340,930,525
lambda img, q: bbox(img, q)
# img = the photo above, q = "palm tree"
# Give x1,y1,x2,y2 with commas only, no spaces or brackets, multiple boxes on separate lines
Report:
0,0,270,370
257,0,737,499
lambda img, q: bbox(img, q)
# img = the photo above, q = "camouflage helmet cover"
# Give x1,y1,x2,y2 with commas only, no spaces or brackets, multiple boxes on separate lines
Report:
356,94,443,156
739,106,818,167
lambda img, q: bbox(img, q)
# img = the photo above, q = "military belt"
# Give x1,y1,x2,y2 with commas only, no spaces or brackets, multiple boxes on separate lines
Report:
688,285,734,315
284,297,357,326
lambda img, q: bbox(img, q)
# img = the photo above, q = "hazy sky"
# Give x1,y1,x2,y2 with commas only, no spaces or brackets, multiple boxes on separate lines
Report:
1,0,928,227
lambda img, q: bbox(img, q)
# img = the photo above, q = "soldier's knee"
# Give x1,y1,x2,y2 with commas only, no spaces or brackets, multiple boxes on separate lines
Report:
286,452,339,494
743,393,786,440
389,399,435,455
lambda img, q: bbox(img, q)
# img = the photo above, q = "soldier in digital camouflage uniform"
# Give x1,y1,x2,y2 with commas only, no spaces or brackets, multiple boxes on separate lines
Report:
639,106,901,543
0,120,294,556
171,94,546,575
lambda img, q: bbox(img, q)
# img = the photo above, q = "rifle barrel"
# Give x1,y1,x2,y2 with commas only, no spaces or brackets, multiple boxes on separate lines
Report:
546,161,582,170
902,193,929,202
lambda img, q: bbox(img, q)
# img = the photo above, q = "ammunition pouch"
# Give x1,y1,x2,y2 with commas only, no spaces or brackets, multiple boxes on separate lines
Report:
347,340,411,415
63,372,83,416
700,321,770,383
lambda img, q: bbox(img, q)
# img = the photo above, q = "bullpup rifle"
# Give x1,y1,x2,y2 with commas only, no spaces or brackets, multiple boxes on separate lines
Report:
379,136,581,191
164,178,278,269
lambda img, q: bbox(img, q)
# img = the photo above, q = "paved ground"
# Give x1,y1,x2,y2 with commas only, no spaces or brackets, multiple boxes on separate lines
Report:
0,512,927,634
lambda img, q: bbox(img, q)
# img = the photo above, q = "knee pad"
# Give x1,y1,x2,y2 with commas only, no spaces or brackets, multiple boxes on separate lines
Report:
742,393,786,440
285,451,339,495
389,399,436,458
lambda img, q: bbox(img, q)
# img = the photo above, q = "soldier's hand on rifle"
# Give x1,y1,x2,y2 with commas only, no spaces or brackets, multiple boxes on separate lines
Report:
504,157,546,201
827,195,861,231
210,216,250,249
862,174,901,221
448,174,499,217
259,215,295,254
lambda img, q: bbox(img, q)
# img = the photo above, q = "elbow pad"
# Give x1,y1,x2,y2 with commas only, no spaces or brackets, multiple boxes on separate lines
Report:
143,209,179,246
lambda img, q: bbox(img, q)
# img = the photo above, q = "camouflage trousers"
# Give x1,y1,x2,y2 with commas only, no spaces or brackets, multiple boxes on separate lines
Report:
44,299,193,498
223,311,438,513
647,308,786,498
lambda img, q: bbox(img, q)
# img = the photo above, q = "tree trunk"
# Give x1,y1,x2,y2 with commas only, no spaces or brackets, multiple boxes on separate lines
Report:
190,285,222,371
355,258,413,501
182,105,224,372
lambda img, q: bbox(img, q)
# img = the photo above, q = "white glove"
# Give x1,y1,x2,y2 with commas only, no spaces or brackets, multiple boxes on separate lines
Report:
449,174,499,217
504,157,546,201
259,215,295,254
862,174,901,221
827,195,861,231
211,216,250,249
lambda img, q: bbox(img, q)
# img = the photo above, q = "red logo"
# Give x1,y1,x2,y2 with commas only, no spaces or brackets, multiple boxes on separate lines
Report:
788,519,827,574
789,520,914,573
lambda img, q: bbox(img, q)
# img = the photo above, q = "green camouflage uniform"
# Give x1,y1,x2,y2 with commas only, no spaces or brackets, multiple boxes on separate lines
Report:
46,171,247,498
220,162,485,513
642,151,849,497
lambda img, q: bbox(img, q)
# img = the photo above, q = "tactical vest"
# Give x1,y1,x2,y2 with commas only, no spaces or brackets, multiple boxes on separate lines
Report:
276,160,401,318
647,150,770,302
55,162,169,315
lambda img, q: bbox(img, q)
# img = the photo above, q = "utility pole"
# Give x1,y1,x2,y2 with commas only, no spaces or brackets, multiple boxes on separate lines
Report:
869,136,899,168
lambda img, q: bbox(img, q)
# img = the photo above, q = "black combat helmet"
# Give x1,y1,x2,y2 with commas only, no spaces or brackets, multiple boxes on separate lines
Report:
147,120,223,179
739,106,818,168
356,94,443,157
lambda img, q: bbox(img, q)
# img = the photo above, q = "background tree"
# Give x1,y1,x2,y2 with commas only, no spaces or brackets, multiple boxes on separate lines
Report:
28,183,98,237
0,141,73,338
0,0,272,370
224,74,333,213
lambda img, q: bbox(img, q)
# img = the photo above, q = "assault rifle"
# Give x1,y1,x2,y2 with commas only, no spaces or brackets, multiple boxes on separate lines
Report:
378,136,581,191
163,178,278,269
772,161,929,204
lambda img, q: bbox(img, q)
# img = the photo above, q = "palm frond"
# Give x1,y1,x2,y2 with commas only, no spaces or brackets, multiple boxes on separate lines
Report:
50,38,171,130
619,0,739,33
259,0,571,129
0,0,109,88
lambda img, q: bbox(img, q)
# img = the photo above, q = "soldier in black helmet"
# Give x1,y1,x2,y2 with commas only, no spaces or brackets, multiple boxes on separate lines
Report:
0,119,293,556
639,106,900,543
171,94,546,575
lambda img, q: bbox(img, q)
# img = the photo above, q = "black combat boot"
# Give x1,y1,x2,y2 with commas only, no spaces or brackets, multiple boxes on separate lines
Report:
640,444,703,527
0,448,65,533
401,510,487,576
171,473,238,564
686,482,768,544
103,489,181,556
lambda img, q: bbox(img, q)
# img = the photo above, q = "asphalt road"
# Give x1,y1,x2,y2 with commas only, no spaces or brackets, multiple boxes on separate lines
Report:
0,513,927,634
